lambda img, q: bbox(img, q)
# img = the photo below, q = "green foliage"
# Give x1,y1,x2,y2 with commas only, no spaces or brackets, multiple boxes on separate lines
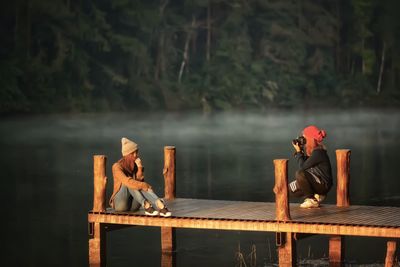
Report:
337,74,374,106
1,0,399,114
0,60,26,113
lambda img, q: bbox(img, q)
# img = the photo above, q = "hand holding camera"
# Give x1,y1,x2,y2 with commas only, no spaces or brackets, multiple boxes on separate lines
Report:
292,136,306,153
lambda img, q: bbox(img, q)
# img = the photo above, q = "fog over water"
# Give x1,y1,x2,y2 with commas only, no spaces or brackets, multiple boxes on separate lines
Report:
2,109,400,266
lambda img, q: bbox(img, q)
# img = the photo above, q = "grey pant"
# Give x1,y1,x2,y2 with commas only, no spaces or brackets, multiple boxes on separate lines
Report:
113,185,162,212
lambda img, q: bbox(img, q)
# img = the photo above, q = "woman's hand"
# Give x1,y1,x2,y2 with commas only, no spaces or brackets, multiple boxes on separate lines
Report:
135,158,143,167
141,182,152,191
136,175,144,181
292,141,301,153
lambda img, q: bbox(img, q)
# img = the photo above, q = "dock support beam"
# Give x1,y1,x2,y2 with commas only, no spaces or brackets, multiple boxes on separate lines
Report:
89,155,107,266
274,159,295,266
277,233,296,267
329,149,351,267
89,222,107,267
162,146,176,257
329,235,344,267
385,241,397,267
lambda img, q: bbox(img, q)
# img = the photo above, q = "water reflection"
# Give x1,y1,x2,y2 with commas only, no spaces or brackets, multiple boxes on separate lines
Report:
1,109,400,266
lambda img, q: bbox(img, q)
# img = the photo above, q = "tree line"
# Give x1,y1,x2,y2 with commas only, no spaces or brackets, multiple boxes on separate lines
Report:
1,0,400,114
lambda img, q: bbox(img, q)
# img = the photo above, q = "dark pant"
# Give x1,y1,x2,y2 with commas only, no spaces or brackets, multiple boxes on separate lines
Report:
289,170,330,199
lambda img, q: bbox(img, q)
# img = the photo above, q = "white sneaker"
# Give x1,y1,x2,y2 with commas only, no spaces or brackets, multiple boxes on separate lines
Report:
314,194,326,203
300,198,319,208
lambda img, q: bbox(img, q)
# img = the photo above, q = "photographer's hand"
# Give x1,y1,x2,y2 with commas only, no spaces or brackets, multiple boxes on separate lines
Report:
292,142,301,153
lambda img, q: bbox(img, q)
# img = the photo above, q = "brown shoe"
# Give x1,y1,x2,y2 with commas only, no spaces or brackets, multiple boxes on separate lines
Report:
159,207,171,217
144,206,159,216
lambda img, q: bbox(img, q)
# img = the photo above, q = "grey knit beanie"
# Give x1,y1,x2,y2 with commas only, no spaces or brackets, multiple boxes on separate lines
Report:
121,137,138,156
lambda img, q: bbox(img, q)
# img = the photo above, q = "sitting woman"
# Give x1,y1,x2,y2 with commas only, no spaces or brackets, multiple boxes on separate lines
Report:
109,137,171,217
289,125,333,208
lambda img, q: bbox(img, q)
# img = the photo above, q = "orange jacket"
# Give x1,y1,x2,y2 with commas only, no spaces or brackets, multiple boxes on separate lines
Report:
109,157,146,207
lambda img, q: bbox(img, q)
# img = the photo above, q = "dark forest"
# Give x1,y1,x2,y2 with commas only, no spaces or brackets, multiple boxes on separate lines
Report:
1,0,400,114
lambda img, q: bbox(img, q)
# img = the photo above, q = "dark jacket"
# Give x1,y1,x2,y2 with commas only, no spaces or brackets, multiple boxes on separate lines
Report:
294,147,332,187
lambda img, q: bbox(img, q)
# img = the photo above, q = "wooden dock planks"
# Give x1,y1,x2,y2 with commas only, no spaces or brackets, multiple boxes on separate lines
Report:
89,149,400,266
88,198,400,238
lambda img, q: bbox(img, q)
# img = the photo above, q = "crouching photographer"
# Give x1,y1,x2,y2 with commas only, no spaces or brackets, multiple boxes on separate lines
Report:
289,125,333,208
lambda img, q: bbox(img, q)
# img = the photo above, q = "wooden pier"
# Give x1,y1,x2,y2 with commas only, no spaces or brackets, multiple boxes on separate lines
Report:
88,148,399,266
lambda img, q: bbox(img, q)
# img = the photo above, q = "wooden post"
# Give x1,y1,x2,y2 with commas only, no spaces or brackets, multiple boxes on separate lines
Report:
163,146,176,200
277,233,296,267
385,241,397,267
93,155,107,212
273,159,291,221
336,149,351,207
88,222,106,267
329,235,344,267
89,155,107,266
273,159,295,266
161,227,175,252
329,149,351,267
162,146,176,254
161,251,175,267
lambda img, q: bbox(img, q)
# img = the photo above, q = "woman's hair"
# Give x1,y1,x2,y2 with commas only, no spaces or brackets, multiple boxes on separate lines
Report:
305,137,316,156
302,125,327,155
304,136,325,156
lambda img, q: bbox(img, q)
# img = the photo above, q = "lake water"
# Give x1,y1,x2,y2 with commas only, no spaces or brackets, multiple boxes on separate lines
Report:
2,109,400,266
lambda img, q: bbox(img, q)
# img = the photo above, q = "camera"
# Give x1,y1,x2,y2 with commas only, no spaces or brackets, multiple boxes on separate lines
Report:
292,136,306,149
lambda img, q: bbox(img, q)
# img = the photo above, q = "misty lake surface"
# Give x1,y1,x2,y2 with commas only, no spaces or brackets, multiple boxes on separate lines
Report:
2,109,400,266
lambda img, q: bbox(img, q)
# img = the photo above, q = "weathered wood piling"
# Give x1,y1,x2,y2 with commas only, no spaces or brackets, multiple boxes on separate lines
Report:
329,149,351,267
89,155,107,267
273,159,296,266
385,241,397,267
336,149,351,207
163,146,176,200
273,159,291,222
93,155,107,212
161,146,176,256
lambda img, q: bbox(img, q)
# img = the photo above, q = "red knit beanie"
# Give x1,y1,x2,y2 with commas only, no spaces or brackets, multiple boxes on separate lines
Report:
302,125,326,143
